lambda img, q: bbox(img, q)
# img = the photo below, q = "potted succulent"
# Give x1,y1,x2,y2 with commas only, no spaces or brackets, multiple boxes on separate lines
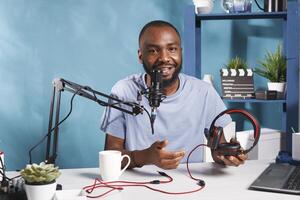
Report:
254,45,286,94
21,162,61,200
220,56,254,99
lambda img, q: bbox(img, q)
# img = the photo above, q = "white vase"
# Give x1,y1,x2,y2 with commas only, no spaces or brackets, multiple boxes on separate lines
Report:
202,74,214,86
25,181,57,200
193,0,214,14
267,82,286,93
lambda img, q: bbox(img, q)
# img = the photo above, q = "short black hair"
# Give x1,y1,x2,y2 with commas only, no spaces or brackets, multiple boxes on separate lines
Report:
138,20,181,45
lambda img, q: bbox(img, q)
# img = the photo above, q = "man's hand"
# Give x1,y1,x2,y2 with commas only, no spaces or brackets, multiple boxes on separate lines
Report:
211,139,248,167
145,140,185,170
212,151,248,166
105,134,185,169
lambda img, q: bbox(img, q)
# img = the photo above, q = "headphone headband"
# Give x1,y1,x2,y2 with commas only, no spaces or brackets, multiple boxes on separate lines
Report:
208,108,261,155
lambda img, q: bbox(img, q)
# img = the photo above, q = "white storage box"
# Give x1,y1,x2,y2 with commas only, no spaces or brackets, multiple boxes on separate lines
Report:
236,128,286,160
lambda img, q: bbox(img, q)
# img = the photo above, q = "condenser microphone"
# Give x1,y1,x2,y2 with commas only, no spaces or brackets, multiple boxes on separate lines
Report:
148,68,164,133
149,69,163,108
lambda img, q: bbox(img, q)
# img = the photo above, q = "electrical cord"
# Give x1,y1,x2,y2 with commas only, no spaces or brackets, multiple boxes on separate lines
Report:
82,144,209,198
82,170,204,198
83,172,172,198
186,144,207,185
28,87,83,164
142,108,153,130
28,85,147,164
138,89,165,134
254,0,264,11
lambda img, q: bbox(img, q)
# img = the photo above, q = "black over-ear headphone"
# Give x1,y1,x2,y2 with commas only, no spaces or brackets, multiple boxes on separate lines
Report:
208,109,260,156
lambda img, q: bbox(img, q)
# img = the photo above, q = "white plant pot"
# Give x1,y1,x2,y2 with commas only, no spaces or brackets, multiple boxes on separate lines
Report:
25,181,56,200
267,82,286,93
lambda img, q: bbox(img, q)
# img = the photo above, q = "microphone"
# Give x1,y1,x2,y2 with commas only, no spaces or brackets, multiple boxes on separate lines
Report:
148,68,164,133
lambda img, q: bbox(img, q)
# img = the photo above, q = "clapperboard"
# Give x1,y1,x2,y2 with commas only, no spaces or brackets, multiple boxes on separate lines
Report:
220,69,255,99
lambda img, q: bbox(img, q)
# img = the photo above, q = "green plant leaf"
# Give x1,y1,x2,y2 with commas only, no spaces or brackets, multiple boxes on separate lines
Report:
225,56,248,70
254,45,286,82
20,162,61,184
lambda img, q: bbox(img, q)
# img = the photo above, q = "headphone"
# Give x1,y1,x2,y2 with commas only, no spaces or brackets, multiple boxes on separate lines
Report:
208,109,260,156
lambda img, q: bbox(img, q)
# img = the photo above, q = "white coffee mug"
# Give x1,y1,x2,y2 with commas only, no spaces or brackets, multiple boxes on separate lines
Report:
99,150,131,181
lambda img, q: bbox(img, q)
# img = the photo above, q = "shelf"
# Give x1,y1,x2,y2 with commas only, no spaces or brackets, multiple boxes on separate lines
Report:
196,12,287,21
184,1,299,153
223,99,286,103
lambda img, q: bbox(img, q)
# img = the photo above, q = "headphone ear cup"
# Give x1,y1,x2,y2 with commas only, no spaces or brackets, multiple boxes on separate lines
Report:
210,127,223,151
217,142,241,156
213,127,241,156
207,127,216,150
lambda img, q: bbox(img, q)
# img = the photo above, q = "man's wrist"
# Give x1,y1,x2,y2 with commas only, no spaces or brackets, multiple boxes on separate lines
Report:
131,150,144,168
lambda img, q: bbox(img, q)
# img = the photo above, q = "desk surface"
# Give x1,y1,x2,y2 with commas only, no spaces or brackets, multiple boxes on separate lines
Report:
7,160,300,200
58,160,299,200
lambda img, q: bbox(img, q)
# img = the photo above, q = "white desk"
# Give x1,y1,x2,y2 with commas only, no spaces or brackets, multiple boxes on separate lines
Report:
7,160,299,200
56,160,299,200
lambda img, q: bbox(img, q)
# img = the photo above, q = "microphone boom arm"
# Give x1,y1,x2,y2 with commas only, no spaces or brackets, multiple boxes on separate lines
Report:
45,78,143,164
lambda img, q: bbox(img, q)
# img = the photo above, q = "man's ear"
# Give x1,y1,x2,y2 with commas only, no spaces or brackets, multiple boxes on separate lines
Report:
138,49,143,64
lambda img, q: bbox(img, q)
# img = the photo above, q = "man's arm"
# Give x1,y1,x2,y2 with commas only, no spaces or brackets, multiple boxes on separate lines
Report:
104,134,185,170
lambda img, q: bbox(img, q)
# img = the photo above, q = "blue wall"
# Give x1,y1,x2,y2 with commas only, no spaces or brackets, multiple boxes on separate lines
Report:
0,0,190,170
0,0,284,170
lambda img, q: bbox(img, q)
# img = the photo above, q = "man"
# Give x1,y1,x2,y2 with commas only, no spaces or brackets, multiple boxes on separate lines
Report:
101,20,247,170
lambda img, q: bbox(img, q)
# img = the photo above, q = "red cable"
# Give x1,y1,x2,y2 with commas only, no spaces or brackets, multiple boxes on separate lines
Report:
186,144,208,181
84,182,204,198
83,175,174,198
83,145,208,198
83,178,123,198
86,183,204,197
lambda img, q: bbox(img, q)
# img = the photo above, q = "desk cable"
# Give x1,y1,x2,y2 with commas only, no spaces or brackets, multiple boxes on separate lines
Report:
83,144,208,198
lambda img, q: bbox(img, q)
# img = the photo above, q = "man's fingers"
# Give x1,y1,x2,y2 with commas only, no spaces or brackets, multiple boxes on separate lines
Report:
216,155,244,166
237,153,248,161
160,156,183,169
155,140,168,149
158,152,185,169
222,159,235,166
216,155,231,166
162,151,185,159
226,156,244,166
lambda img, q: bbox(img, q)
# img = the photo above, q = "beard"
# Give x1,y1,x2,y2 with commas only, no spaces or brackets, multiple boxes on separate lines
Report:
142,61,182,88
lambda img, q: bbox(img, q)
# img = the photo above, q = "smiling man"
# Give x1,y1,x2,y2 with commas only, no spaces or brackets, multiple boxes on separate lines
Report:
100,20,247,170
